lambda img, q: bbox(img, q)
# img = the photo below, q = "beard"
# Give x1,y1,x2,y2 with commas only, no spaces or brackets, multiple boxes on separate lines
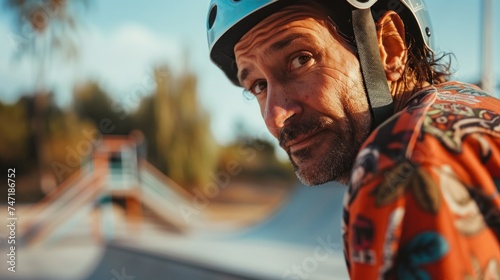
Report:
279,114,369,186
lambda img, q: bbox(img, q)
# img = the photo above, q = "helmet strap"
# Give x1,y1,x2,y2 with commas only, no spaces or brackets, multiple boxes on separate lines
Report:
352,8,394,130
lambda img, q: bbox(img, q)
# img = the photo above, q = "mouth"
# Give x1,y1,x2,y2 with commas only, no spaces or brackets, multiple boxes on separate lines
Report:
284,129,326,153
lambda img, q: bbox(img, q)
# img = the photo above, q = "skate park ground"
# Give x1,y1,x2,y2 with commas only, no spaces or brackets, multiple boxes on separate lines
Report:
0,181,349,280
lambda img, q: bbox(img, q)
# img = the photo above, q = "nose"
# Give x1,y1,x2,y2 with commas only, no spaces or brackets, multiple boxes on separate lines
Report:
263,82,303,135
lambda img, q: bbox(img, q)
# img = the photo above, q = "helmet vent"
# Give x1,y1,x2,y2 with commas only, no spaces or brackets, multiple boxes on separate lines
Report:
425,27,431,37
208,5,217,30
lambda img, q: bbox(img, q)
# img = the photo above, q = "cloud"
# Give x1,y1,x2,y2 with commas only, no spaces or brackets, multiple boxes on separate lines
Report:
77,23,183,101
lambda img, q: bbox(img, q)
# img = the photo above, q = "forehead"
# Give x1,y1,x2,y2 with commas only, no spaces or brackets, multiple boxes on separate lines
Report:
234,5,336,85
235,4,332,54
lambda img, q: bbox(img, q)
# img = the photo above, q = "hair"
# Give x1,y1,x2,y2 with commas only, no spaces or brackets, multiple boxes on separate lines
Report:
403,38,452,88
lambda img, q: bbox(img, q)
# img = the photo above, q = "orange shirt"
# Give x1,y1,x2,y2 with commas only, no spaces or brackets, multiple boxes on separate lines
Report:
343,81,500,279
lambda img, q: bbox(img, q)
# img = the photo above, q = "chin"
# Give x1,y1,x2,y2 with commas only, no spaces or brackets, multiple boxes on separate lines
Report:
292,156,352,186
295,168,351,186
285,127,360,186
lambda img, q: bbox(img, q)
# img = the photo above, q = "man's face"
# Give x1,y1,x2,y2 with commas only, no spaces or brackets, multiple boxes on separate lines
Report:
234,5,372,185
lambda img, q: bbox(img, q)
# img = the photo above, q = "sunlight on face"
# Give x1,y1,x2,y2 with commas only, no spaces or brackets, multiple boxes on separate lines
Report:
234,4,372,185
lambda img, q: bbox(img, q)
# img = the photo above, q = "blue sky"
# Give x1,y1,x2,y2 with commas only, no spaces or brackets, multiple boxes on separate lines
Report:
0,0,499,144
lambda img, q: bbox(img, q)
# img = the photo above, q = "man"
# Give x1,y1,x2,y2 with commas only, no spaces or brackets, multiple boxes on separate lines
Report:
207,0,500,278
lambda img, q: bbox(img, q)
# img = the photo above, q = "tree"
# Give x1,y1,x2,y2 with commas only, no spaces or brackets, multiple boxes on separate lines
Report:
134,65,219,189
73,81,133,135
5,0,90,191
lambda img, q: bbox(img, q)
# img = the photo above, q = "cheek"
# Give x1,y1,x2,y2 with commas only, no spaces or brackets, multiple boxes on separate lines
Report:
323,45,362,86
303,72,347,114
322,55,367,113
293,78,314,102
304,68,367,122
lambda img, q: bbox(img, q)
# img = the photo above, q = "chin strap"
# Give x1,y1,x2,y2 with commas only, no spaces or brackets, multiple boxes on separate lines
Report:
352,8,394,129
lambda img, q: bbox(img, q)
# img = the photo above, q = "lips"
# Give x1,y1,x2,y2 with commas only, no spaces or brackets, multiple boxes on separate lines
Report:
284,129,326,152
279,116,333,154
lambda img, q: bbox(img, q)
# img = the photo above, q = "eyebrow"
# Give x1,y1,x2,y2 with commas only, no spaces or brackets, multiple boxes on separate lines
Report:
238,67,250,87
269,33,312,53
237,33,313,86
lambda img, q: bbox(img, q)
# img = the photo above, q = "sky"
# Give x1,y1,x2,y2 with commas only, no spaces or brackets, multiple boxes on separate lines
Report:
0,0,499,145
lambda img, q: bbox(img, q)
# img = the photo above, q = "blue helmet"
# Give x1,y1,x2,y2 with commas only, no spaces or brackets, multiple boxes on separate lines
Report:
207,0,434,86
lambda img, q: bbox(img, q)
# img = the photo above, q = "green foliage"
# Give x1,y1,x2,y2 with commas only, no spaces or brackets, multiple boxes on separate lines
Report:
0,99,31,166
0,94,95,178
73,82,133,135
135,66,219,189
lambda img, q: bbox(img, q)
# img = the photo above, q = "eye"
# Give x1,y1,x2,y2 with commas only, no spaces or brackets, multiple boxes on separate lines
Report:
247,80,267,96
290,54,312,70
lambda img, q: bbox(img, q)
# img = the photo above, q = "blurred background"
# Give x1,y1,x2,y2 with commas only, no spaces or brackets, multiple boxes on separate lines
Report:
0,0,498,279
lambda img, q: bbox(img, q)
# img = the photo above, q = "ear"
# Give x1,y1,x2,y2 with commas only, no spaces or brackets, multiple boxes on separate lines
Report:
376,11,407,82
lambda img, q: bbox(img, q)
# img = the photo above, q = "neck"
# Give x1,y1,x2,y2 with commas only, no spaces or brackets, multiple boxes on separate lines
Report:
390,79,431,112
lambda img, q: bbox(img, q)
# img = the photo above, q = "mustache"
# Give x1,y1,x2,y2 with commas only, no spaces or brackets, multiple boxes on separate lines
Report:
278,117,332,149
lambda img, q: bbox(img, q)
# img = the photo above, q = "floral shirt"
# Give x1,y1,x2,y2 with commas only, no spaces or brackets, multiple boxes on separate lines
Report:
343,81,500,279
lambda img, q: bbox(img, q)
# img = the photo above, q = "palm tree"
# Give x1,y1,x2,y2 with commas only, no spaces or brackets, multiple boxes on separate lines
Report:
5,0,89,192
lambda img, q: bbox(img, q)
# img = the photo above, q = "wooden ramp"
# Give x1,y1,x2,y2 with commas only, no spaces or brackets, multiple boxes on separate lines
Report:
19,134,196,246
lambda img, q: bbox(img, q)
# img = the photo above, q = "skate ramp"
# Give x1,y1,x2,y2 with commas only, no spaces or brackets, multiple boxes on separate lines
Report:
226,181,346,247
82,181,349,280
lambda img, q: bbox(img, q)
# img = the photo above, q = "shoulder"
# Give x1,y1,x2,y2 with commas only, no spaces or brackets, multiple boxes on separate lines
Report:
422,81,500,154
349,81,500,192
433,81,492,98
364,81,499,156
